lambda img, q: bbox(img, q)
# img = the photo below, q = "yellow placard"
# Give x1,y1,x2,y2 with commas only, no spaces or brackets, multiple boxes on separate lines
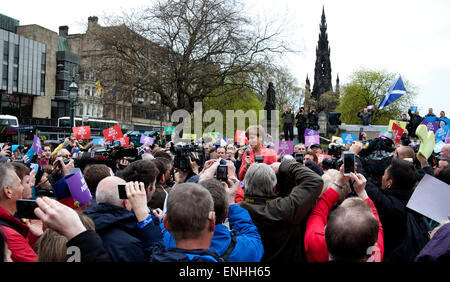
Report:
182,133,197,140
331,136,343,143
388,120,407,132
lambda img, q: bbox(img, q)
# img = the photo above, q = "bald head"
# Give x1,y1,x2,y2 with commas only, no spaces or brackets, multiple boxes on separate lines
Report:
441,144,450,158
325,197,379,261
96,176,126,206
395,145,415,160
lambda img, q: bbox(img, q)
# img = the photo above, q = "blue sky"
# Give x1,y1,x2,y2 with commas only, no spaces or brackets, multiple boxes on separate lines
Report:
4,0,450,115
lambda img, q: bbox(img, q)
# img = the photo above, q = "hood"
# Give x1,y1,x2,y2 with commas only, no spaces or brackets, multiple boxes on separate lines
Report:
83,203,137,233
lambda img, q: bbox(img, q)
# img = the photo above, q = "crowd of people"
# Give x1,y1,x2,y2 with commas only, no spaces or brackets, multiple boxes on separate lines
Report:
0,116,449,263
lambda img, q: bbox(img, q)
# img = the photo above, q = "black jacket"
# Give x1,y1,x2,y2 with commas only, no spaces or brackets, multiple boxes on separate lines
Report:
66,230,112,262
295,112,307,129
365,182,414,261
238,161,323,263
84,202,162,262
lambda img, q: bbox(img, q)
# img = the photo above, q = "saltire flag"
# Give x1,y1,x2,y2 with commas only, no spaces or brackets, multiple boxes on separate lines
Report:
96,80,102,95
378,75,406,110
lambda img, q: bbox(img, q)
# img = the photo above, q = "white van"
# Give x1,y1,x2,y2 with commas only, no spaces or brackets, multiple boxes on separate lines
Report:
0,115,19,127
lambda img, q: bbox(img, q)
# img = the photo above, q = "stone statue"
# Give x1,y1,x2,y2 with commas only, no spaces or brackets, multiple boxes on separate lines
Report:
265,82,276,121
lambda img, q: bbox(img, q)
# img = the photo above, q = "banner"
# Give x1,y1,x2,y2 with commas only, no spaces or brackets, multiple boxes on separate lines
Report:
65,169,92,207
391,122,404,144
275,141,294,155
342,133,357,144
140,135,154,145
115,136,129,147
72,126,91,140
33,135,43,155
388,120,407,132
164,126,175,135
103,125,123,141
420,121,440,133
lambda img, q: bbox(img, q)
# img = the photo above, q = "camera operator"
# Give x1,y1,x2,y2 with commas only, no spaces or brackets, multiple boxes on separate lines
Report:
238,160,323,262
307,108,319,131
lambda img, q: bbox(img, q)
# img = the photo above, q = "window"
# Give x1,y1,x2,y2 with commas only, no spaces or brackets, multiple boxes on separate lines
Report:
84,86,90,96
78,104,84,116
2,64,7,86
14,44,19,65
87,104,90,116
13,67,18,88
40,73,45,93
41,52,46,72
3,41,9,62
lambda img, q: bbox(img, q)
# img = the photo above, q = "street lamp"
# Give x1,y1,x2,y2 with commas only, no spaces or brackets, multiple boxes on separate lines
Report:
68,78,79,128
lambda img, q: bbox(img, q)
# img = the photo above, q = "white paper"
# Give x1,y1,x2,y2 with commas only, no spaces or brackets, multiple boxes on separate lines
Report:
406,174,450,223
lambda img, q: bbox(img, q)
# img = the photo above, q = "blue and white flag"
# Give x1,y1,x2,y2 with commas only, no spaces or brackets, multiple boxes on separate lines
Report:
378,75,407,110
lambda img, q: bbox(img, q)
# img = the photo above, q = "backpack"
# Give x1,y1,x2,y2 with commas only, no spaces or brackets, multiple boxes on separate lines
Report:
385,209,431,262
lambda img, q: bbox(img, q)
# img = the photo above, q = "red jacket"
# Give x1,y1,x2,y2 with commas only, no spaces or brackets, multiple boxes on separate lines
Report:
0,206,38,262
238,146,277,181
304,188,384,262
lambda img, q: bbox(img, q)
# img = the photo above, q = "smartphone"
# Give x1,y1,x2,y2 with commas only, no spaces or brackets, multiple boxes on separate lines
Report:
343,151,355,176
294,153,304,164
255,155,264,163
118,184,127,199
216,165,228,181
16,199,39,219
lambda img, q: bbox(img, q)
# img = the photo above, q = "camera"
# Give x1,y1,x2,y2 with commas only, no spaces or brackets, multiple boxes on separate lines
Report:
255,155,264,163
170,142,205,171
294,153,304,164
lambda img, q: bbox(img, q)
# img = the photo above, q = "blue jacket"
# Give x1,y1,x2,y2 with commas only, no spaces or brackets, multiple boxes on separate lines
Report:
84,202,162,262
161,204,264,262
134,219,223,262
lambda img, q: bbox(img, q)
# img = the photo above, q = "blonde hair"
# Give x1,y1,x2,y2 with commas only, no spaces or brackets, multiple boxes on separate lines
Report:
36,214,95,262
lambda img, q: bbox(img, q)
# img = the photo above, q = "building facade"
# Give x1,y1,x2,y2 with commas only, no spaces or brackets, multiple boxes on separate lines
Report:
0,14,49,123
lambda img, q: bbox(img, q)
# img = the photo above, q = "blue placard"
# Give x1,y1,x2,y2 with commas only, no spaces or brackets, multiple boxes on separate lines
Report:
435,126,450,142
93,138,105,145
342,133,357,144
411,106,418,113
24,146,35,164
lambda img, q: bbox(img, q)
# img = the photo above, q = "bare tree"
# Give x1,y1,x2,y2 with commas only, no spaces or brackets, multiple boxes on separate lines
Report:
89,0,292,113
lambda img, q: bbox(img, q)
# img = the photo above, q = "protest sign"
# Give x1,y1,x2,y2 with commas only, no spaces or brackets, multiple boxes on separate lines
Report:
388,120,407,132
275,141,294,155
421,121,440,133
391,122,404,144
304,129,320,147
407,174,450,223
235,130,246,145
342,133,357,144
411,106,418,113
140,135,154,145
72,126,91,140
182,133,197,140
115,136,129,147
65,169,92,207
435,126,450,143
317,154,332,164
379,129,392,139
164,126,175,135
93,138,105,145
103,125,123,141
33,135,42,155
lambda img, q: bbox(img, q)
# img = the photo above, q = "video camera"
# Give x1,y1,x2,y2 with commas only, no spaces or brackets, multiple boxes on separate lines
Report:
74,146,141,172
170,142,206,171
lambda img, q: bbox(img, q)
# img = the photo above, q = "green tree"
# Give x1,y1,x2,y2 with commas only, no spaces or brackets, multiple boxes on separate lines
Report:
336,69,417,125
203,86,264,139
